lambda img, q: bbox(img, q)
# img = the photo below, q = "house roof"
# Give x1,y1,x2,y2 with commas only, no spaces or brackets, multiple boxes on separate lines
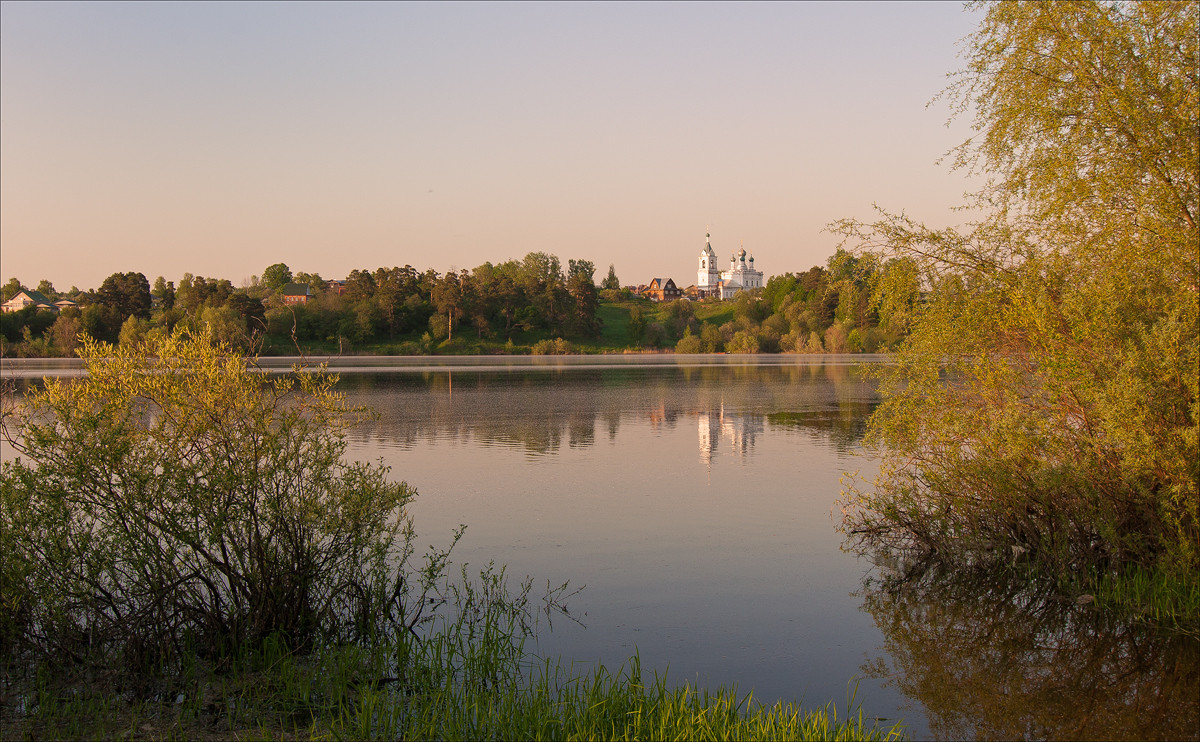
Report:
4,289,53,307
281,283,312,296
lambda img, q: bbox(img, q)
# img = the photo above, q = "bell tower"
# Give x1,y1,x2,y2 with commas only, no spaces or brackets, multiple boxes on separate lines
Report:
698,230,720,294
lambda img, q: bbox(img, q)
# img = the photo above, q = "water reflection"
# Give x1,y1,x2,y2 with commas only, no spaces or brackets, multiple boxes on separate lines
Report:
859,558,1200,740
335,363,879,459
698,408,763,465
334,359,897,735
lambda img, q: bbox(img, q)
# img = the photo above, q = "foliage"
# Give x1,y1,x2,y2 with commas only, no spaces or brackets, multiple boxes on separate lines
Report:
834,1,1199,586
261,262,293,291
0,307,56,345
2,565,898,741
0,329,418,673
175,273,234,316
116,314,149,347
700,322,724,353
531,337,574,355
675,326,703,353
151,275,175,310
95,271,151,323
45,311,82,357
2,278,23,302
627,305,647,345
727,329,761,354
601,263,621,290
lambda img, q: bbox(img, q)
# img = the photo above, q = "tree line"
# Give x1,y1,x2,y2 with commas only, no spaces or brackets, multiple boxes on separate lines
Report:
2,247,918,357
1,253,607,356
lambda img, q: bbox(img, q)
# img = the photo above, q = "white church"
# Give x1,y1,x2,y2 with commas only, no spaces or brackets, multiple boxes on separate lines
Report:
696,232,763,299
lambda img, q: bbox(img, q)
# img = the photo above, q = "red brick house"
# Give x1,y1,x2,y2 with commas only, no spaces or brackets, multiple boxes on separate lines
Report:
281,283,312,305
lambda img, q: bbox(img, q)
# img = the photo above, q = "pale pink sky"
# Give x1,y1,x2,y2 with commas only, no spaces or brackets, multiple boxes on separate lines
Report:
1,1,981,292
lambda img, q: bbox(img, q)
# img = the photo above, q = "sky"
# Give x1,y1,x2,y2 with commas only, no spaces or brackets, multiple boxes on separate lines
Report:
1,1,983,292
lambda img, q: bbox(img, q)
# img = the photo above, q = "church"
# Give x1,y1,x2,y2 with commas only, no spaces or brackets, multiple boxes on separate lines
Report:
696,232,763,299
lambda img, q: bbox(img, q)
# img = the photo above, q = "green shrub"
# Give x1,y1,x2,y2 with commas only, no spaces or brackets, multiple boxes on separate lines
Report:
1,329,417,670
675,327,702,354
531,337,574,355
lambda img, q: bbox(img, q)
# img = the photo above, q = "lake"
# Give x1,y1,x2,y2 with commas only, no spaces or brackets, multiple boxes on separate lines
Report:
3,354,1196,739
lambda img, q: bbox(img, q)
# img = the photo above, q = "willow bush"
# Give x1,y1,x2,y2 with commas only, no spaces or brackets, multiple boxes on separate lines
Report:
0,329,421,675
834,1,1198,585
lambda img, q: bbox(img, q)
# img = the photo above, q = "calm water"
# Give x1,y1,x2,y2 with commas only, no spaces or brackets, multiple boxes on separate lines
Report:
3,355,1196,740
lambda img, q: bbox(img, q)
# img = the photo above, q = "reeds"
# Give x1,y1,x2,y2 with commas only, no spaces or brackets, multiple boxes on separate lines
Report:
347,653,904,742
4,575,905,741
1089,565,1200,637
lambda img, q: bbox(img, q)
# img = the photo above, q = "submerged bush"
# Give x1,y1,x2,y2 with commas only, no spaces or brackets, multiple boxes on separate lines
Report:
0,329,417,671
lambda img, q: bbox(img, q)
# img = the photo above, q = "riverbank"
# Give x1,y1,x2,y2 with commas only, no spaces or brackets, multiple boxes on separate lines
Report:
3,641,904,741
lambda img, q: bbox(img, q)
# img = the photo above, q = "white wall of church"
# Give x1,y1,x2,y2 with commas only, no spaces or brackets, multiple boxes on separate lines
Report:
695,233,763,299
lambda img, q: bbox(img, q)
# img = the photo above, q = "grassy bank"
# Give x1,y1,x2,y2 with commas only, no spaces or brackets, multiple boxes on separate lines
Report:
3,564,904,741
249,298,744,356
3,645,904,741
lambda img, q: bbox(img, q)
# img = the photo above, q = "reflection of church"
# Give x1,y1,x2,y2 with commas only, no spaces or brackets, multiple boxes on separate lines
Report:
697,232,764,299
698,407,764,466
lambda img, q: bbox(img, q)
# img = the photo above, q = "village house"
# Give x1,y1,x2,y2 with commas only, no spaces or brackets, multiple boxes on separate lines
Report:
1,289,55,313
644,277,682,302
281,283,312,305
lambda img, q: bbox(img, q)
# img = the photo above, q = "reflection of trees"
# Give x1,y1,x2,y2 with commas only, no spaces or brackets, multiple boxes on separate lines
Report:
765,405,875,451
334,363,880,458
859,558,1199,741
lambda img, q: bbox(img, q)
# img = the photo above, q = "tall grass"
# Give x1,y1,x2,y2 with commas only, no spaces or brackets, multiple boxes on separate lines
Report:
1089,566,1200,637
4,567,905,741
346,652,903,742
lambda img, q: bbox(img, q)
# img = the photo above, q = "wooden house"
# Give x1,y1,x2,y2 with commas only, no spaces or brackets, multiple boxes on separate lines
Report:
1,289,55,313
645,278,682,302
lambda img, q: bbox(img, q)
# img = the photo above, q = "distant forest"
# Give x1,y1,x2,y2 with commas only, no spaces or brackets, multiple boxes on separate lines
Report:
1,249,915,357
